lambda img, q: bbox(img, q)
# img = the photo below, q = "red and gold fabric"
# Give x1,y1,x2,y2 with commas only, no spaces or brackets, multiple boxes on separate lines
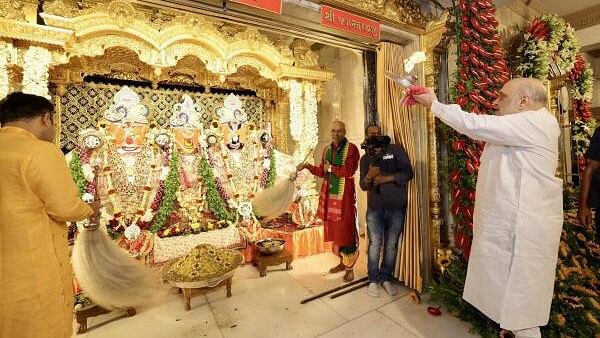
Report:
306,139,359,248
316,139,350,221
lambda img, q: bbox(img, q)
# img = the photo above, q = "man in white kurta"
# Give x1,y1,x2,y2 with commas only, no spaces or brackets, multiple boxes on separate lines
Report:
414,78,563,338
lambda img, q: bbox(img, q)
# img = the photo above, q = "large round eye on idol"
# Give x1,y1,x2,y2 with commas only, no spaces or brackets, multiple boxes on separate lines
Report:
206,134,218,147
83,135,103,150
260,132,271,143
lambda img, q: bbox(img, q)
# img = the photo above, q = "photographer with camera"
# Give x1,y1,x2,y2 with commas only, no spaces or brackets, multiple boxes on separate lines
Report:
359,125,413,297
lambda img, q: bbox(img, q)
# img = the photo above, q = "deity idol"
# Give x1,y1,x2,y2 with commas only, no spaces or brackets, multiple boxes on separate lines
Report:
168,95,208,235
68,86,162,255
198,94,277,239
170,95,202,187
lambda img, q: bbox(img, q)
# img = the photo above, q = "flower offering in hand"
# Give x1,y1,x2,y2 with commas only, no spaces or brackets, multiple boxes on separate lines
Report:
400,85,428,107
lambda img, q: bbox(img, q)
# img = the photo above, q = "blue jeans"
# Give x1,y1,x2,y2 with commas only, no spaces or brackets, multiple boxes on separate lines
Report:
367,208,406,282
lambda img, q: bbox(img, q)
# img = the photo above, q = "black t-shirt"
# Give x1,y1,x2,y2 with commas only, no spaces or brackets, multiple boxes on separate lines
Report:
585,127,600,207
359,144,414,210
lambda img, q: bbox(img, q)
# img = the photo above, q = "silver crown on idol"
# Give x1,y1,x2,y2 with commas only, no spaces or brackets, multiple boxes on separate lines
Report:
104,86,149,125
215,94,247,125
170,95,202,129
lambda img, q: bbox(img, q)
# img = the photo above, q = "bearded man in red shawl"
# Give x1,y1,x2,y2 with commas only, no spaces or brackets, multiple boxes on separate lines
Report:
297,120,360,282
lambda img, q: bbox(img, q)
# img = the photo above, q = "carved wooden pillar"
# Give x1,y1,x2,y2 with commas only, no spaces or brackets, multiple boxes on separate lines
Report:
0,41,12,99
273,87,290,154
421,13,448,278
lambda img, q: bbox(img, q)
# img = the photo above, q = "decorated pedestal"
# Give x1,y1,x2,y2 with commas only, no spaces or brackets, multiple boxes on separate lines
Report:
253,248,293,277
151,225,245,266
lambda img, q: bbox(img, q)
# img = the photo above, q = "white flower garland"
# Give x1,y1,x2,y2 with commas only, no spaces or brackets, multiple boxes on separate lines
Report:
571,66,594,101
0,43,11,99
545,15,566,46
557,25,579,74
22,46,51,99
288,80,320,163
572,118,598,156
288,80,303,142
302,82,319,150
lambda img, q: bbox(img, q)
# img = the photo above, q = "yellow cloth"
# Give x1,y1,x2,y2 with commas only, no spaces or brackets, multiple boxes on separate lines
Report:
0,126,92,338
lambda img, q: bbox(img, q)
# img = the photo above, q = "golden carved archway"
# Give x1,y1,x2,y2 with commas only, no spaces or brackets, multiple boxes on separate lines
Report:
40,0,295,83
0,0,334,155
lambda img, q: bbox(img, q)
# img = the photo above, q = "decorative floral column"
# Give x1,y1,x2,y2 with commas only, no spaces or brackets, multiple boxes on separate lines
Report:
288,79,304,163
0,42,12,100
300,81,318,159
22,46,52,99
287,79,320,164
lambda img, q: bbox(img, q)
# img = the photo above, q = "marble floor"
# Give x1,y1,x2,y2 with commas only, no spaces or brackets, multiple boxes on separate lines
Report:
74,246,480,338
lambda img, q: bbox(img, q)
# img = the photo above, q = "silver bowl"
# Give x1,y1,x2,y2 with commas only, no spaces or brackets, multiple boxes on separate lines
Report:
255,238,285,255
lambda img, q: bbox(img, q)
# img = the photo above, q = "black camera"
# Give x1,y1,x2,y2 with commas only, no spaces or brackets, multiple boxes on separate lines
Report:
361,135,391,157
361,135,391,194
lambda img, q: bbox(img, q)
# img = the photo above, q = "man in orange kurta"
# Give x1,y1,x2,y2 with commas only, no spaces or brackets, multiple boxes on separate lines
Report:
298,121,360,282
0,93,98,338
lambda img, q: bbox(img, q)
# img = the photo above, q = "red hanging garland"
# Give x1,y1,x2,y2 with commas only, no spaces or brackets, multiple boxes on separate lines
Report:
447,0,508,261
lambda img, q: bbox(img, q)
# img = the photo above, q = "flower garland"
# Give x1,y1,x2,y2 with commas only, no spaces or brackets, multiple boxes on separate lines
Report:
0,42,11,99
100,142,157,227
572,118,598,157
22,46,51,99
198,154,237,222
288,80,303,142
570,55,594,102
150,151,169,212
258,146,275,189
291,81,320,163
517,14,596,174
287,80,320,163
302,82,319,150
69,151,87,196
266,151,276,188
205,149,232,203
546,208,600,337
517,14,579,78
149,150,180,233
